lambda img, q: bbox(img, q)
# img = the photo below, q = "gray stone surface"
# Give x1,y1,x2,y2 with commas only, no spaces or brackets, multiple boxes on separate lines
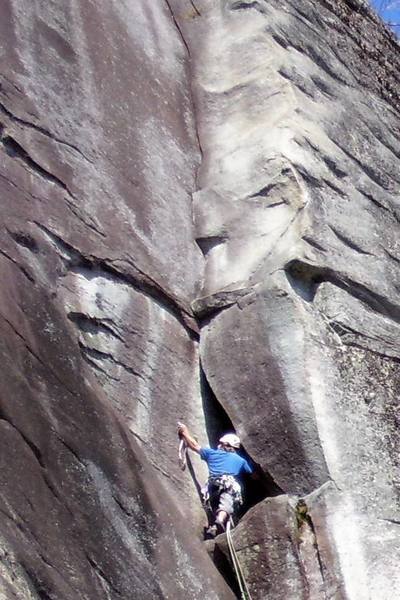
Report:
181,0,400,598
0,0,399,598
0,0,230,597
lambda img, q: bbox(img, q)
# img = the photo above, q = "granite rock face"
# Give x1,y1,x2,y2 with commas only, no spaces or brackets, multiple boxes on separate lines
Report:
186,1,400,598
0,1,229,598
0,0,399,599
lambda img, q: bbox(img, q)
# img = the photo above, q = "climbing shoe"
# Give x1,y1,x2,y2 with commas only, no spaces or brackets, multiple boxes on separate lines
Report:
205,524,218,539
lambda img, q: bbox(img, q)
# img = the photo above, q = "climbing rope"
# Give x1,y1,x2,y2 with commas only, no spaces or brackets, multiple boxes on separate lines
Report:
178,437,187,470
177,421,189,471
226,519,253,600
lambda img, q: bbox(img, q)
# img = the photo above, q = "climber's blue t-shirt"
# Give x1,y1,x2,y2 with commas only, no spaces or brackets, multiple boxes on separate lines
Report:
200,447,253,479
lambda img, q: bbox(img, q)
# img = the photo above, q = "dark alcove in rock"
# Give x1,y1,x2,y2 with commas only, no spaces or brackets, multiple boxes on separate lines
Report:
200,367,283,521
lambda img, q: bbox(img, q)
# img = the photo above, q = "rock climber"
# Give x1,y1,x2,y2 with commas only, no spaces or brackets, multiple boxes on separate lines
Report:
177,423,254,538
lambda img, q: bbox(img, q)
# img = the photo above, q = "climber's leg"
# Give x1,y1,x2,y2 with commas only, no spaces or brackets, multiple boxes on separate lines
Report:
215,491,234,530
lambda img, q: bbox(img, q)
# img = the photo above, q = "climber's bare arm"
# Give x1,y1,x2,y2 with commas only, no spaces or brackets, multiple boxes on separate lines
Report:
178,424,201,453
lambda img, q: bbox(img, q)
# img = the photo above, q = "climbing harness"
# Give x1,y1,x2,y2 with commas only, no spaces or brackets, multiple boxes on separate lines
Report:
226,519,253,600
208,474,243,506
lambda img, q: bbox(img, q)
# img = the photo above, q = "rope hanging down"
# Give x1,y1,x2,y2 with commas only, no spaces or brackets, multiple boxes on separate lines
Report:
226,520,253,600
177,421,188,470
178,437,188,470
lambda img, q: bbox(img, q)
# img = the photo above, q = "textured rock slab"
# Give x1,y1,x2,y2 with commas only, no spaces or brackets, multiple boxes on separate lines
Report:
217,483,400,600
201,283,330,495
182,1,400,597
1,0,400,598
60,266,209,528
174,0,400,310
0,259,233,599
201,276,400,598
0,0,233,597
0,0,203,311
216,495,321,600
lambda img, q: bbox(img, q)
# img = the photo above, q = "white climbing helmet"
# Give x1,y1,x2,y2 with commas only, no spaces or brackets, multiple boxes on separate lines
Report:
219,433,241,449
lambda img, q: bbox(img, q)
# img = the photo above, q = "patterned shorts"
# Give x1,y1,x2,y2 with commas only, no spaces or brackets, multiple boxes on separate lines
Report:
203,475,243,516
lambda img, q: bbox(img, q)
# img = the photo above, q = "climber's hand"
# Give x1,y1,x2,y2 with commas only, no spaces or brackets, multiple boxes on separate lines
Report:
177,422,189,437
177,423,201,453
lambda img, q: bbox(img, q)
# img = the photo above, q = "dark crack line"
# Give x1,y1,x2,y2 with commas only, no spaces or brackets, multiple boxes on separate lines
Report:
325,317,400,353
379,517,400,526
359,114,400,162
0,131,76,198
332,136,393,190
148,460,176,482
339,339,400,363
0,169,46,204
111,492,133,517
56,435,87,469
35,221,199,338
80,350,121,382
328,224,374,256
79,344,150,409
65,198,106,239
302,236,327,253
0,247,35,282
79,343,145,381
0,414,44,469
0,311,78,398
0,100,93,164
130,429,147,446
286,258,400,326
189,0,201,16
85,554,122,597
120,255,199,333
307,516,327,592
382,247,400,264
0,505,18,524
164,0,191,56
296,501,327,598
68,311,125,342
163,0,204,167
0,415,71,516
0,74,24,95
357,187,391,214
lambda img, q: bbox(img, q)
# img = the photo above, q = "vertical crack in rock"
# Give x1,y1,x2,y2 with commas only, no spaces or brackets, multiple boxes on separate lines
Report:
295,500,327,599
207,542,243,599
200,363,283,516
163,0,204,163
200,365,235,447
0,0,399,597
